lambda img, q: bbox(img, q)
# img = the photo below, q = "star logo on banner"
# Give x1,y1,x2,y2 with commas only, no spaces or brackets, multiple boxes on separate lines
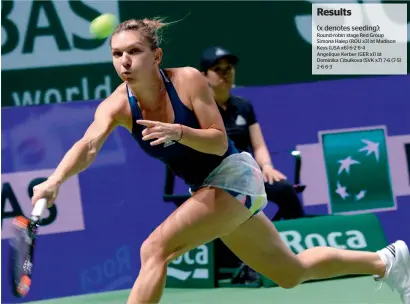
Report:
335,181,349,199
337,156,360,175
333,138,381,203
359,139,380,162
355,190,367,201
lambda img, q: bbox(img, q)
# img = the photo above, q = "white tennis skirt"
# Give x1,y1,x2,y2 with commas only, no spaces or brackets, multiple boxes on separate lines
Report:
192,152,268,216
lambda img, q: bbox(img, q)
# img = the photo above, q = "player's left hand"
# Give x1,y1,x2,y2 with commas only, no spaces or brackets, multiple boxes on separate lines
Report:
262,165,287,185
137,120,182,146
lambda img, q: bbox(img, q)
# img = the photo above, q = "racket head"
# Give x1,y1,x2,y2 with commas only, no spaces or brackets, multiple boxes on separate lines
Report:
9,216,36,298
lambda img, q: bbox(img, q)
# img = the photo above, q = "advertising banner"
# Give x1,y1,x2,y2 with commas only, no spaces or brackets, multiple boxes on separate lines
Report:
1,0,122,107
2,169,84,239
2,1,409,107
166,242,215,288
262,213,387,287
319,126,396,214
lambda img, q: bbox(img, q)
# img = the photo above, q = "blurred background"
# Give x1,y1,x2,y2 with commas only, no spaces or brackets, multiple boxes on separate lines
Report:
1,0,409,303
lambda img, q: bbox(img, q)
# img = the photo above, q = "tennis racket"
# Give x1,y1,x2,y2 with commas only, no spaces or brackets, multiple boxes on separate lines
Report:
9,198,47,298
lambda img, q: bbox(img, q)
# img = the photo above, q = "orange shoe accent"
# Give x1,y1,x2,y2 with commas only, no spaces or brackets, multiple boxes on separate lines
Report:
13,216,29,229
17,275,31,297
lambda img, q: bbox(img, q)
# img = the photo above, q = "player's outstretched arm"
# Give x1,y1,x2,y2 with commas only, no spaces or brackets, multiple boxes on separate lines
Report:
50,99,119,184
31,98,119,206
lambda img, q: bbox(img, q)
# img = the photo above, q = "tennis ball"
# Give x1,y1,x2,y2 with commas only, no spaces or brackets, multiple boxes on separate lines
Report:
90,13,117,39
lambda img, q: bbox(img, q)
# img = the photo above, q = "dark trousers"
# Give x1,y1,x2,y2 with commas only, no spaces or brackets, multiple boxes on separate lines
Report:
265,180,305,221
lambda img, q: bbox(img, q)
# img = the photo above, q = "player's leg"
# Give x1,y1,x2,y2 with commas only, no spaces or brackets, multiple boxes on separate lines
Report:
222,211,409,292
127,187,253,304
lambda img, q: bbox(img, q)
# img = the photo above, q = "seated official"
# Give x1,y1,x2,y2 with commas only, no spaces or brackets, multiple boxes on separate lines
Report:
200,46,305,221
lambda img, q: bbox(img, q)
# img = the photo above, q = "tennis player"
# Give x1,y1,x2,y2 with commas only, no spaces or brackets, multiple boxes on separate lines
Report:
32,18,410,304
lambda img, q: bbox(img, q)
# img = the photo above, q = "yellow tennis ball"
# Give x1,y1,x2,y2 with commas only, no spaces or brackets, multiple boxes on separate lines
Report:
90,13,117,39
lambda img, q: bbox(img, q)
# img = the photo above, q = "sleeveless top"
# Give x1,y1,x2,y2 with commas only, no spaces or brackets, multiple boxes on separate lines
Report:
126,69,238,188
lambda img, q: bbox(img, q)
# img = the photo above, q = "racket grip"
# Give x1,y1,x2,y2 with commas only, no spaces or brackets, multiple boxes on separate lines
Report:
32,198,47,218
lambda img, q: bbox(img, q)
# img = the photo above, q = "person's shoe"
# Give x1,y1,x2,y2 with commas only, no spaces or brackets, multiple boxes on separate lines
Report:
374,240,410,303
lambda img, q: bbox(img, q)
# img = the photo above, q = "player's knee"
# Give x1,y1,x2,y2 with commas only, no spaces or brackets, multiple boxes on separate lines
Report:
271,264,306,289
140,238,167,267
275,276,301,289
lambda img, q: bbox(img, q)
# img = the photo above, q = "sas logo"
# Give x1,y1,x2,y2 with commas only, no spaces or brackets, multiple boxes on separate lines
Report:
1,169,85,239
1,0,120,71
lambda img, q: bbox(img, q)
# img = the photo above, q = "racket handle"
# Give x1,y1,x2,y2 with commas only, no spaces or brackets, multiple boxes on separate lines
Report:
31,198,47,219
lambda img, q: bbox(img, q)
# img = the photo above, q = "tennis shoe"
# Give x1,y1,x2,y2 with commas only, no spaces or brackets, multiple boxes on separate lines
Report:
374,240,410,303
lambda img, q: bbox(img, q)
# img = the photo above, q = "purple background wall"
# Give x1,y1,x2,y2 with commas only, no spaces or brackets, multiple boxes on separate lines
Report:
2,75,409,302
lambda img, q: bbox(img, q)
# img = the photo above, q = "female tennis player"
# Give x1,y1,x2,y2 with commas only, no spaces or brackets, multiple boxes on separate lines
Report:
32,18,410,304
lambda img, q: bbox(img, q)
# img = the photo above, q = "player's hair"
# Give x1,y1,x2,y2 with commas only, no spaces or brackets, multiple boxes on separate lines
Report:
110,17,169,50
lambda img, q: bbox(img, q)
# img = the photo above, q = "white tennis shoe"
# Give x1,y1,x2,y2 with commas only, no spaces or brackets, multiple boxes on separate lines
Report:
374,240,410,303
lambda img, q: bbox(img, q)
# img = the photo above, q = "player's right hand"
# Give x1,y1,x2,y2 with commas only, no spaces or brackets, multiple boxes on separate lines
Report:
31,179,61,208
